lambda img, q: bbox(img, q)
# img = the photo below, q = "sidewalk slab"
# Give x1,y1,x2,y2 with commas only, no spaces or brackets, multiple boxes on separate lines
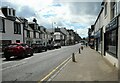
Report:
52,47,118,81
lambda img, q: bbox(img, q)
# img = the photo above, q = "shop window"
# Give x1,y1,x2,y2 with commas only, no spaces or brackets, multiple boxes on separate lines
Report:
106,29,117,58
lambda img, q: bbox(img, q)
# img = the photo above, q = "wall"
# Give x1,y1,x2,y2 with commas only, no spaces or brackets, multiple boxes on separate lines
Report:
54,32,61,40
103,1,119,68
118,15,120,69
103,1,111,27
0,18,23,43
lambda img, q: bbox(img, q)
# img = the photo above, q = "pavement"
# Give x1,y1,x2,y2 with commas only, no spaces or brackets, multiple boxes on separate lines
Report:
50,46,118,82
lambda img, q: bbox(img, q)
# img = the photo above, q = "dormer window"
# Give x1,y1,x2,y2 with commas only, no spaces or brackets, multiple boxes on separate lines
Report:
9,9,11,16
7,8,15,17
13,10,15,16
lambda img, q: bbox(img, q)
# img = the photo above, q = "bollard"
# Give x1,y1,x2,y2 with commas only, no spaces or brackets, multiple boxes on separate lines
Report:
81,46,83,50
72,53,76,62
79,48,81,54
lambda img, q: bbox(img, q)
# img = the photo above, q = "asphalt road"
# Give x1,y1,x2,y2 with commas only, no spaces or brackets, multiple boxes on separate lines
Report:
1,43,81,82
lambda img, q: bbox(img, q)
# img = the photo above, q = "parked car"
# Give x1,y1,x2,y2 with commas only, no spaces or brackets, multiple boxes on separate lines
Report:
0,44,8,52
4,43,33,60
54,43,61,49
31,43,47,53
47,44,54,50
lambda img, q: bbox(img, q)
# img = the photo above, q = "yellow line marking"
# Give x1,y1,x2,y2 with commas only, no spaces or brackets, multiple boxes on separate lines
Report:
38,56,71,83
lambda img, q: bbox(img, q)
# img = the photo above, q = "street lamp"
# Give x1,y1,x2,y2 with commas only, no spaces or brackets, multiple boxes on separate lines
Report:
51,22,56,44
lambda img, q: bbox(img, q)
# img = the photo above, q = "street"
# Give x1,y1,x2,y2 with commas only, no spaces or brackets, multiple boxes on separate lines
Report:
1,43,80,81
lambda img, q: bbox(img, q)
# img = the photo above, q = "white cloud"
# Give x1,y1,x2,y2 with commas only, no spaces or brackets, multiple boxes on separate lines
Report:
76,28,89,38
1,0,102,37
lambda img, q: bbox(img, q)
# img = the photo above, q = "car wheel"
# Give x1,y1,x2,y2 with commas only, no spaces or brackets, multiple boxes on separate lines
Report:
34,49,37,53
5,56,10,60
21,52,25,58
30,51,33,56
45,48,47,51
38,50,41,53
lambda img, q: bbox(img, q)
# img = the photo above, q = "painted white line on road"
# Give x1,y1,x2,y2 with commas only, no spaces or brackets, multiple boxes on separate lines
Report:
0,61,14,66
1,61,26,71
21,56,35,61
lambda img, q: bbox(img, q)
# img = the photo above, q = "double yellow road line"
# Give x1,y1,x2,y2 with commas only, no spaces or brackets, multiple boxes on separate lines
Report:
38,56,72,83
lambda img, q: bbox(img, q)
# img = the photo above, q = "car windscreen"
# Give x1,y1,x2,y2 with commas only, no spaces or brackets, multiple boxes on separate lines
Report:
8,44,19,47
20,44,26,46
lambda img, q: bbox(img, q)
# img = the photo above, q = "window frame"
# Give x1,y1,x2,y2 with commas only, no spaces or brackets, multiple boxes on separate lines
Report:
14,22,21,34
33,31,36,38
27,30,30,38
111,2,117,19
13,10,15,16
9,9,11,16
104,2,107,17
105,29,118,58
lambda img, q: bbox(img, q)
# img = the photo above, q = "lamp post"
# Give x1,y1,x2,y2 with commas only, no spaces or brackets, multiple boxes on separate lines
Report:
51,22,56,44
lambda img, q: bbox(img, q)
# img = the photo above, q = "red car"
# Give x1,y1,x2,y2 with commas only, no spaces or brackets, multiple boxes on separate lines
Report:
4,43,33,60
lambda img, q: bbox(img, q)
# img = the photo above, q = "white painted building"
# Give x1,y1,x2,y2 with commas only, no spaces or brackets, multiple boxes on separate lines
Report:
59,28,70,45
28,22,42,44
54,28,66,46
0,7,23,51
93,0,120,68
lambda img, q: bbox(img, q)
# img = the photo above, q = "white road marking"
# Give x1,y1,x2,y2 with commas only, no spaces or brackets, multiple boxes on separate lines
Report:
1,61,26,71
0,61,14,66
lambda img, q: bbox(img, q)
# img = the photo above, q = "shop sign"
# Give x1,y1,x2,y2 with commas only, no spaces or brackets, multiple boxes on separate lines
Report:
106,17,118,31
94,30,100,38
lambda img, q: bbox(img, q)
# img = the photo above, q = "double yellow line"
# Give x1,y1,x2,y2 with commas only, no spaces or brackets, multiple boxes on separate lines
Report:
38,56,71,83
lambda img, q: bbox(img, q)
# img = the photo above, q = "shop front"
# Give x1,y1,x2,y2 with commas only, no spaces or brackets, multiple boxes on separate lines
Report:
105,16,118,59
94,30,101,53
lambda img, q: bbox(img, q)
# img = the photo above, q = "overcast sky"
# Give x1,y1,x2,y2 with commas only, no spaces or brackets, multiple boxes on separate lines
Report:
0,0,102,38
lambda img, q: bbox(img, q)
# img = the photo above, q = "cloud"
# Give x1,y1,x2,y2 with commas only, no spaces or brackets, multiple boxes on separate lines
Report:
17,6,35,18
68,2,101,16
51,3,62,7
0,0,102,38
76,28,89,38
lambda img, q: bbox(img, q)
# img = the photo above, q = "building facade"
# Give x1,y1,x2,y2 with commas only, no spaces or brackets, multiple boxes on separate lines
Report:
93,0,120,68
0,7,23,51
67,29,75,45
54,28,66,46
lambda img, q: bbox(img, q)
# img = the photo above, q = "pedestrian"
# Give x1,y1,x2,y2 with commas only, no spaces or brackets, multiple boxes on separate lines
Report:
86,43,88,47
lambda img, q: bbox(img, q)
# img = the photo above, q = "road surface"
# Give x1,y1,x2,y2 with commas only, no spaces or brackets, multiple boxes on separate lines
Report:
1,43,81,82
